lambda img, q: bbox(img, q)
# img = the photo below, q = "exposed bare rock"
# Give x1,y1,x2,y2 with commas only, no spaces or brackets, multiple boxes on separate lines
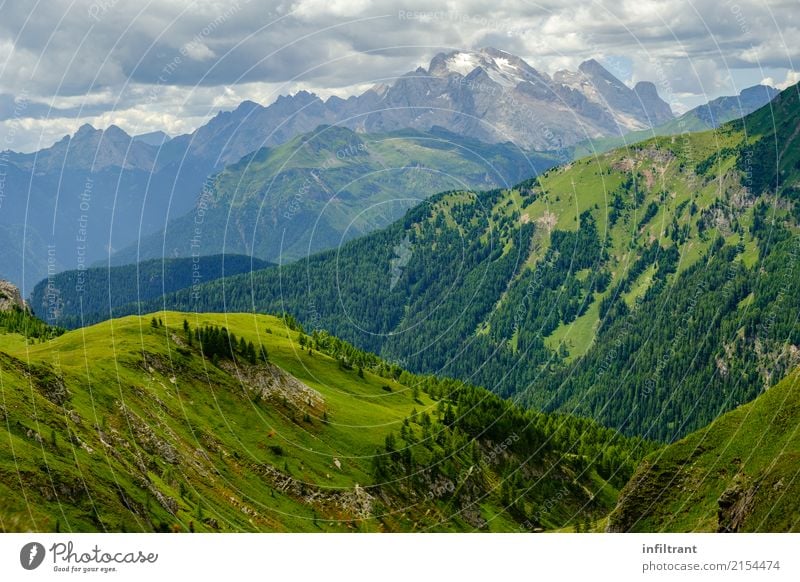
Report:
26,428,43,443
149,485,178,515
28,364,70,406
117,402,179,465
254,463,374,520
153,48,672,167
717,477,758,532
0,280,27,312
219,359,324,411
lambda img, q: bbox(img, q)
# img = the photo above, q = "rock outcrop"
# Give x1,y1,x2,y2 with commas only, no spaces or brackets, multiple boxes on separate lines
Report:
0,280,27,312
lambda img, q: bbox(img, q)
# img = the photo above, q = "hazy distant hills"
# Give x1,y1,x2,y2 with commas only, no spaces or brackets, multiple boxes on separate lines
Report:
132,130,171,147
573,83,779,156
0,124,213,293
28,254,272,328
691,84,780,127
111,125,557,266
0,117,548,293
5,47,772,295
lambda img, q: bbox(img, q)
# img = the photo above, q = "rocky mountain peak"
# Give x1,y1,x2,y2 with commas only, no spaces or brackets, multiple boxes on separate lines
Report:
428,48,544,88
100,124,133,145
74,123,98,137
554,59,673,127
427,52,450,76
632,81,674,125
740,84,779,102
0,280,27,312
152,47,678,158
578,58,622,83
689,83,779,127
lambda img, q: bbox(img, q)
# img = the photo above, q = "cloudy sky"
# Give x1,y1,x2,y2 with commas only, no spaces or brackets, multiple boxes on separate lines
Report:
1,0,797,152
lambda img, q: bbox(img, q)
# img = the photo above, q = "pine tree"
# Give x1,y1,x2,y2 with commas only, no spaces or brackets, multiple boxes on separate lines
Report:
384,432,396,453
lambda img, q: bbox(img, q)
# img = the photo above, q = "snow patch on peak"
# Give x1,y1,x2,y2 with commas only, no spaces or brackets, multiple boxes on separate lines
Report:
438,50,529,89
446,52,483,76
494,57,511,70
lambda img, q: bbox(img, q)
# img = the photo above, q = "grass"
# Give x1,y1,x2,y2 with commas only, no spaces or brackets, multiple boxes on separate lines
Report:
0,312,434,532
526,118,769,365
544,297,601,362
0,311,630,533
622,264,657,308
511,131,747,363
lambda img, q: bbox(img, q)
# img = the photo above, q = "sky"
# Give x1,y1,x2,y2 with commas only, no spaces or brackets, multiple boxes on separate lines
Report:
0,0,797,152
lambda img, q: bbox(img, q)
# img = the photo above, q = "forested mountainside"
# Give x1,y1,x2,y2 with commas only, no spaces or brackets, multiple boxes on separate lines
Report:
29,254,272,328
44,84,800,444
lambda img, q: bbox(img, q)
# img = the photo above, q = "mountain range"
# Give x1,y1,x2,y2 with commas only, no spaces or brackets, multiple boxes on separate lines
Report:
159,48,674,166
1,61,798,533
0,123,212,292
110,125,557,267
573,83,780,157
67,82,799,446
3,48,777,296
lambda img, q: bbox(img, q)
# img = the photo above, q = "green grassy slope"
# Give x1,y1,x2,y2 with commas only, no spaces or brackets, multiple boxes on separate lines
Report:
0,311,648,532
607,367,800,532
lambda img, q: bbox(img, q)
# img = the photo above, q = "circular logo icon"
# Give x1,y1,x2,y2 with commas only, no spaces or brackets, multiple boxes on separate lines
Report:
20,542,46,570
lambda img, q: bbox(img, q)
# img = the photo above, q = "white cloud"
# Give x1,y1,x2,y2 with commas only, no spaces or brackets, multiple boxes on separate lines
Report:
292,0,375,19
762,69,800,90
183,41,216,61
0,0,797,151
